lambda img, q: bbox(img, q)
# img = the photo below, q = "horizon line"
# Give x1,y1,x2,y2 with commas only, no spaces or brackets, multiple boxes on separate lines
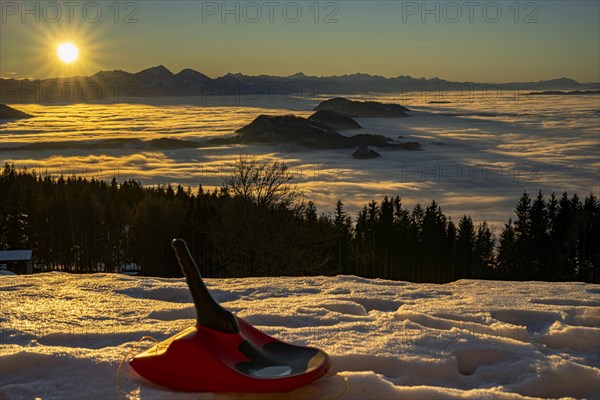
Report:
2,65,599,85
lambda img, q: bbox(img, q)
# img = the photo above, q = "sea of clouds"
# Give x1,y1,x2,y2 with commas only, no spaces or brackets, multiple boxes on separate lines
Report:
2,92,598,229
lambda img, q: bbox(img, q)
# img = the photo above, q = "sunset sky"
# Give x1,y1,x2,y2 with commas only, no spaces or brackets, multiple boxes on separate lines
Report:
1,1,599,82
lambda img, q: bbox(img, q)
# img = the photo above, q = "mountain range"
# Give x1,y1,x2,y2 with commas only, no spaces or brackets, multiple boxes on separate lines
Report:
1,65,598,103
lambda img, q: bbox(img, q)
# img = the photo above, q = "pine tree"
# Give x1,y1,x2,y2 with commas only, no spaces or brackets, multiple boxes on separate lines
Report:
474,222,495,279
456,215,475,279
304,201,318,223
498,219,517,279
513,192,532,279
333,200,352,273
409,204,424,281
580,194,600,282
529,191,548,279
446,219,458,281
421,201,447,282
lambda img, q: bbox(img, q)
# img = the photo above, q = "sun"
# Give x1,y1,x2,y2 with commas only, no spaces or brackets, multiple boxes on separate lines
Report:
57,42,79,64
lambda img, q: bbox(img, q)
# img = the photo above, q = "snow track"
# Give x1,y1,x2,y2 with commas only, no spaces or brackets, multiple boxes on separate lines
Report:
1,273,598,399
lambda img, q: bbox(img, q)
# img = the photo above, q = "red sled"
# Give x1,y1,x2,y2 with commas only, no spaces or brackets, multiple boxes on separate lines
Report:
130,239,331,392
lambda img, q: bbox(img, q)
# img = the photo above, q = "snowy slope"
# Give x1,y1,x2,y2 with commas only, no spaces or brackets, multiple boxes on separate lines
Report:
0,273,598,400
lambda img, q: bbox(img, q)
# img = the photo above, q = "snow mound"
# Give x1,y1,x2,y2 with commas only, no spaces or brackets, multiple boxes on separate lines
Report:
0,273,598,399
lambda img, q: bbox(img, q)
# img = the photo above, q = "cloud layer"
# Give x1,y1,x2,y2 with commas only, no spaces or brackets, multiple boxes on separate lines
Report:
2,93,598,229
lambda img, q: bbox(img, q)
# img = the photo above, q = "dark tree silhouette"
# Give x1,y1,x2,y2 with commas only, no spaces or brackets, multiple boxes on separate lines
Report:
1,164,597,282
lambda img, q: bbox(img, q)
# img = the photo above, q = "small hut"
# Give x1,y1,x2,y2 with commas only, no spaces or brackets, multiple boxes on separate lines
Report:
0,250,33,274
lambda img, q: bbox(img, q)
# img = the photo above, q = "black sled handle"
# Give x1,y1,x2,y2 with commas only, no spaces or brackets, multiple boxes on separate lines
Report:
171,239,239,334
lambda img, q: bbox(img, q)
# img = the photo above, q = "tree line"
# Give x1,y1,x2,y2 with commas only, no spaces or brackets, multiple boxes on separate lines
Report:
1,161,598,282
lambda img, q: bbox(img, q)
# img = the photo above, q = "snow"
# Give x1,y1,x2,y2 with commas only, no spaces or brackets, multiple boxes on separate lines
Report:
0,273,598,399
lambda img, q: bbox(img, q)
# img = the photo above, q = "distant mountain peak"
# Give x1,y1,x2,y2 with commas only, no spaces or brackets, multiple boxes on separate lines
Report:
176,68,209,79
91,69,130,79
177,68,200,74
540,77,578,83
136,65,174,77
288,72,307,79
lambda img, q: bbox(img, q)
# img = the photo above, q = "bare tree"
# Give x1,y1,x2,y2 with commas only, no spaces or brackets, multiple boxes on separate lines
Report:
223,155,302,209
